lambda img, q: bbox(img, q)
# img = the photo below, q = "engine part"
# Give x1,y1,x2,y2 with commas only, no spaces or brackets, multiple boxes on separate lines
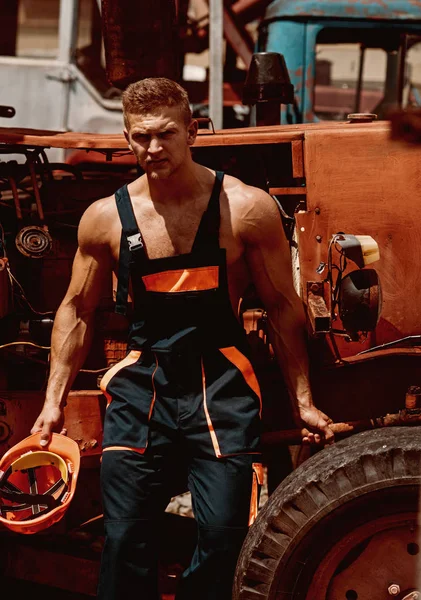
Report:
243,52,294,106
339,268,382,337
15,225,52,259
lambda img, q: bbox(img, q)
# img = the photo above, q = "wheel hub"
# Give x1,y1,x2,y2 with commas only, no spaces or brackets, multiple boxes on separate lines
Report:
306,516,420,600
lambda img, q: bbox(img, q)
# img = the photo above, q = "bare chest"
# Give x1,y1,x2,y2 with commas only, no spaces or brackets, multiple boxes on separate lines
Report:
125,198,244,264
137,208,204,258
110,193,247,276
109,199,251,309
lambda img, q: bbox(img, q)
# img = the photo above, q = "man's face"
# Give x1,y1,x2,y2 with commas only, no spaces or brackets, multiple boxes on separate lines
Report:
124,106,197,180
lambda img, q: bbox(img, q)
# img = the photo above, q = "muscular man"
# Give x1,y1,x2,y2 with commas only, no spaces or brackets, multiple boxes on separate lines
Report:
32,78,334,600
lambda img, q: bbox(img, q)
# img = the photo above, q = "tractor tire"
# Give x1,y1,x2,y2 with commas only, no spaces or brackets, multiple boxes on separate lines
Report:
234,427,421,600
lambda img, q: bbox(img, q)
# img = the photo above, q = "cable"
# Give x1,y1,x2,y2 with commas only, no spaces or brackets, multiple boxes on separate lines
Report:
0,341,110,374
7,266,55,316
357,335,421,355
327,234,348,315
0,341,50,350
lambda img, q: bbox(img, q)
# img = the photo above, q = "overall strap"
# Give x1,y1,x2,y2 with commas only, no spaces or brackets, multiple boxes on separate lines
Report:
191,171,224,252
114,185,145,315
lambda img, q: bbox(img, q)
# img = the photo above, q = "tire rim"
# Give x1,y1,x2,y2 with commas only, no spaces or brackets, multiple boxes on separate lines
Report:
305,512,420,600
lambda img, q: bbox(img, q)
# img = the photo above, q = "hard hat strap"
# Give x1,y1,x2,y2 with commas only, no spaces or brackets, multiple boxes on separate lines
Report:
0,465,68,512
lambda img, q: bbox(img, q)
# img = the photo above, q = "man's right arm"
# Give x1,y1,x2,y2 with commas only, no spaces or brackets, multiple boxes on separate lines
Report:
31,200,114,445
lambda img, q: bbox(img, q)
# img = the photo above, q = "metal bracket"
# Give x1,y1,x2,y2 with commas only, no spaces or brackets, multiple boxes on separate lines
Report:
46,67,77,84
306,281,331,335
196,117,216,134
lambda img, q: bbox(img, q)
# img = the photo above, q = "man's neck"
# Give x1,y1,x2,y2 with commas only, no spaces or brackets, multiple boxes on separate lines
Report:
146,160,209,207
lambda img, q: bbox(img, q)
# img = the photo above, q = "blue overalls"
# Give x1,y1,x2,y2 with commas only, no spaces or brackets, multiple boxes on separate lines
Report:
97,171,263,600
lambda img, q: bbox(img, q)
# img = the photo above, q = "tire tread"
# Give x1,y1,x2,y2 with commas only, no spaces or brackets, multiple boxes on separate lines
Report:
234,427,421,600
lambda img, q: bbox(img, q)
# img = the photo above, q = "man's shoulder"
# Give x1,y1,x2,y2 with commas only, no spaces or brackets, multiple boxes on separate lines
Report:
222,174,283,247
82,194,119,224
78,194,120,248
222,174,277,218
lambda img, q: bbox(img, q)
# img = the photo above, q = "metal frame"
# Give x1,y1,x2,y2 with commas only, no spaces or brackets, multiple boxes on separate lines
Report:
209,0,224,130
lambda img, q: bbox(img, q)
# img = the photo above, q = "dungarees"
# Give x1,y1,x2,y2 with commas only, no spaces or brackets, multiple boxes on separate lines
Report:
97,172,263,600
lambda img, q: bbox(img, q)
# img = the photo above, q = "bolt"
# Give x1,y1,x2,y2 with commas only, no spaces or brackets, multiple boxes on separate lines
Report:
315,235,322,243
388,584,401,596
315,207,320,215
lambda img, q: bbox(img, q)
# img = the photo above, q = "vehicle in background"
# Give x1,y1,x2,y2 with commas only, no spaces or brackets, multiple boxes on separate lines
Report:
259,0,421,122
0,0,121,162
2,0,421,140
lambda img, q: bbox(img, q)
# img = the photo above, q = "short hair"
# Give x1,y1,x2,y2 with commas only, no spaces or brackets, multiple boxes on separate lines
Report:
122,78,192,128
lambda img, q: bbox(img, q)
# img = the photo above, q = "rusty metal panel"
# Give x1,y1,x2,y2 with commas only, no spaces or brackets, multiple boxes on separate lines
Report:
0,391,105,458
0,392,46,454
311,352,421,422
1,542,99,596
265,0,421,21
101,0,180,89
306,281,331,334
291,139,304,178
297,123,421,358
65,391,106,458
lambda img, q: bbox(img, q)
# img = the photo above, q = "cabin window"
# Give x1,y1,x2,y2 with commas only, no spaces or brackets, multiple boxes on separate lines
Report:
75,0,118,98
0,0,61,59
314,40,387,121
313,28,419,121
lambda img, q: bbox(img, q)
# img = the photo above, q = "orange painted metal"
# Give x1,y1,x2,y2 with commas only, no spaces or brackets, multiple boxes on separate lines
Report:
0,391,106,460
298,125,421,356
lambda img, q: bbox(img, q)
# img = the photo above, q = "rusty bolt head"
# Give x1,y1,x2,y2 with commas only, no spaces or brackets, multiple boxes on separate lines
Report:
388,584,401,596
315,235,322,243
315,207,320,215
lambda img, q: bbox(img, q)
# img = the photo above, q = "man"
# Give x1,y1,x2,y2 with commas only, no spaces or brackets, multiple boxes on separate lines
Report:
31,78,334,600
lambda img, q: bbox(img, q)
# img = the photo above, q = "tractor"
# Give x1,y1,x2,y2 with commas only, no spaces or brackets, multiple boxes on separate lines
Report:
1,1,421,598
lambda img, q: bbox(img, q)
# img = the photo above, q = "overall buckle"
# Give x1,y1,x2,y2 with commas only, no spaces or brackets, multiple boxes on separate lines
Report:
127,233,144,251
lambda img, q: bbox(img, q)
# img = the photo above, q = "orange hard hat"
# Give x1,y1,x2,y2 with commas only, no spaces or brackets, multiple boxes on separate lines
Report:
0,432,80,534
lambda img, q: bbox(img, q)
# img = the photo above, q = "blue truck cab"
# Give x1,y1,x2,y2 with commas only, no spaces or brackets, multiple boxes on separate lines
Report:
258,0,421,122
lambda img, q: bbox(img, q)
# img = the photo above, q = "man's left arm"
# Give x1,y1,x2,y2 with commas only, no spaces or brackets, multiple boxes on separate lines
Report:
241,188,334,445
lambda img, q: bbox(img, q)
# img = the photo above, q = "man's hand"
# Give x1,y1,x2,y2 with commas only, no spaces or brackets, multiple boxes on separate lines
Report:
31,404,67,447
299,405,335,446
